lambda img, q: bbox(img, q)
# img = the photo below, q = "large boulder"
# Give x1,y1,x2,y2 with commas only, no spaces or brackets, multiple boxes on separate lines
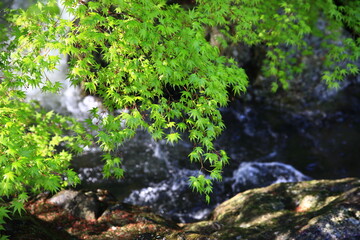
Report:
184,178,360,240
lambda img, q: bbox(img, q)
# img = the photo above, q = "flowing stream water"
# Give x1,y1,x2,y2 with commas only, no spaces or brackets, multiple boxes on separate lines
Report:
6,0,360,223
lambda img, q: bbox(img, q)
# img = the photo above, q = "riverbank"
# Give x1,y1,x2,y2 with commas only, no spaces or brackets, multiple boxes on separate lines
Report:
2,178,359,239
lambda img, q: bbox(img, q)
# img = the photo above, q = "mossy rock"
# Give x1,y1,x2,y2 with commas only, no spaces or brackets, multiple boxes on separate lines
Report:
184,178,360,240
